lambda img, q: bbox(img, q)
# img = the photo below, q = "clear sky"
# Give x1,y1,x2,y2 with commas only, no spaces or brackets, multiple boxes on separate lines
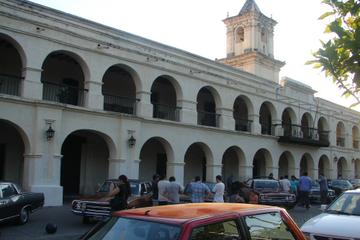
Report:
29,0,358,111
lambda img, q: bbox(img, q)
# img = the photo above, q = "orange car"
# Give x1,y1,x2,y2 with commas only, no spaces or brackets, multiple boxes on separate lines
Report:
80,203,306,240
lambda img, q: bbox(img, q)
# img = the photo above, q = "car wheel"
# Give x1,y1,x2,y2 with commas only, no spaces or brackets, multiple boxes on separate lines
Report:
18,207,29,224
83,216,91,224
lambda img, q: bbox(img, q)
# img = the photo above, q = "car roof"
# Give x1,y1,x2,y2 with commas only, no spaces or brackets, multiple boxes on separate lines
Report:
345,189,360,194
115,203,280,224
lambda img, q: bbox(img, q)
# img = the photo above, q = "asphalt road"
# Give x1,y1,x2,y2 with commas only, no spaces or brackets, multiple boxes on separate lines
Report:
0,203,322,240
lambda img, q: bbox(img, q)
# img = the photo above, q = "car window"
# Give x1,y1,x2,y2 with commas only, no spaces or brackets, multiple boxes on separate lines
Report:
190,220,241,240
130,182,140,195
327,193,360,215
140,183,147,194
244,212,295,240
145,183,152,193
254,181,280,190
0,184,17,198
82,217,181,240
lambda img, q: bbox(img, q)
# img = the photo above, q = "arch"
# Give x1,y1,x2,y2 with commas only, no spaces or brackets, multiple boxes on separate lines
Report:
139,137,175,181
184,142,213,184
259,101,276,135
0,119,30,155
301,112,314,139
60,129,112,196
278,151,295,178
41,50,90,106
318,117,330,143
235,26,245,43
151,75,181,121
102,64,140,114
222,146,246,182
0,34,25,96
197,86,222,127
352,126,359,149
337,157,348,179
281,107,297,137
300,153,315,178
252,148,273,178
336,121,346,147
233,95,254,132
318,155,331,178
355,159,360,178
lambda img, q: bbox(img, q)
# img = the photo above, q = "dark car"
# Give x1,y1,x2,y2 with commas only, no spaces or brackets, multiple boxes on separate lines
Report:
349,179,360,189
72,179,153,223
0,182,44,224
309,180,336,203
246,178,296,208
328,179,353,196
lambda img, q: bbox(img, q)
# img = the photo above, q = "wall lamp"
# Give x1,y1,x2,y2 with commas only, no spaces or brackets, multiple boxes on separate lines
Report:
333,156,338,162
128,135,136,147
46,125,55,141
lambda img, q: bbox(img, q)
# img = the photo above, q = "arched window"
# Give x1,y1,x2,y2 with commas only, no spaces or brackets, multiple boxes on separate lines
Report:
236,27,244,43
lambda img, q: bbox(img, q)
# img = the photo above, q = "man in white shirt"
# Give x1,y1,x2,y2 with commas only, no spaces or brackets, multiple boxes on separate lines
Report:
212,175,225,202
157,175,170,205
279,175,291,192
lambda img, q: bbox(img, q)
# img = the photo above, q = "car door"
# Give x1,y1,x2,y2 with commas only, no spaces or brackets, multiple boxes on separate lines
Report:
0,183,20,220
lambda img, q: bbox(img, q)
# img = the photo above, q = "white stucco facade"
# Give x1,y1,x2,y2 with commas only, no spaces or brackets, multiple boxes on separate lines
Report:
0,0,359,206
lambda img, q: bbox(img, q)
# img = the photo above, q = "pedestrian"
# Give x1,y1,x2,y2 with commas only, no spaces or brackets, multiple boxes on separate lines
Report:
290,175,298,195
212,175,225,202
151,174,160,205
157,175,170,205
268,173,274,179
166,176,184,204
319,175,329,204
279,175,291,192
228,181,245,203
187,176,210,203
109,175,131,211
226,174,234,193
298,172,312,209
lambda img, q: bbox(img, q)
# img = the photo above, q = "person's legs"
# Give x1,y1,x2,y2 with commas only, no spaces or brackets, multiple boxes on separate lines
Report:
304,191,310,209
320,191,327,204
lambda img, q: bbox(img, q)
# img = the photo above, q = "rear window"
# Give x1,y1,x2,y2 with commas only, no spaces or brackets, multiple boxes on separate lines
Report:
82,217,181,240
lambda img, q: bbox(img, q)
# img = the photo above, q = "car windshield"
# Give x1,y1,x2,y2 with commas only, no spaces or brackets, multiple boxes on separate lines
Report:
331,180,353,188
98,181,140,195
326,192,360,216
80,217,181,240
254,181,280,190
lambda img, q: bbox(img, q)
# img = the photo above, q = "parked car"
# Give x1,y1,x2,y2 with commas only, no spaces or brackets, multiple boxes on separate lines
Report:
180,181,216,203
72,179,153,223
0,181,44,224
301,189,360,239
80,203,306,240
349,179,360,189
328,179,353,196
246,178,296,208
309,180,336,203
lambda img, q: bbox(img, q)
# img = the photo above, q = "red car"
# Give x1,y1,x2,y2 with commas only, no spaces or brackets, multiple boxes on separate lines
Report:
80,203,306,240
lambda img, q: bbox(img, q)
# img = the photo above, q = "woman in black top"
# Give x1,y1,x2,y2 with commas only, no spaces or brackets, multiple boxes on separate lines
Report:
110,175,131,211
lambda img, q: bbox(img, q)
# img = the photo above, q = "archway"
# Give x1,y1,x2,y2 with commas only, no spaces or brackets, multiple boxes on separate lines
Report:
259,102,275,135
61,130,109,197
337,157,348,179
278,151,295,178
352,126,359,149
281,108,296,137
300,153,315,178
222,146,246,182
355,159,360,178
336,122,346,147
301,112,313,139
233,96,252,132
197,87,220,127
318,117,330,143
253,149,273,178
318,155,331,178
184,143,212,184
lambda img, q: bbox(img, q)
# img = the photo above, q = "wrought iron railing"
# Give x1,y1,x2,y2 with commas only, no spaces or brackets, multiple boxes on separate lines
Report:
197,111,220,127
353,140,359,149
42,81,86,106
234,118,252,132
103,94,138,115
152,103,180,121
0,73,22,96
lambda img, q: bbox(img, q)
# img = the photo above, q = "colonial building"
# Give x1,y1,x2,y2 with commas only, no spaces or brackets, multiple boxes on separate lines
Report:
0,0,359,206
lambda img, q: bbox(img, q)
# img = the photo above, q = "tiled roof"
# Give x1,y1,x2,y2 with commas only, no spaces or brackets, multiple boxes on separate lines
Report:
239,0,261,15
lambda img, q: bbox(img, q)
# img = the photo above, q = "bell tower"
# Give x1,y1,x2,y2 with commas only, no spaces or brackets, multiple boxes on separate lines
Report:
218,0,284,82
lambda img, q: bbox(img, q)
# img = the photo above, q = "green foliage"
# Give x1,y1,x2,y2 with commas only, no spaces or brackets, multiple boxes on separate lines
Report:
307,0,360,107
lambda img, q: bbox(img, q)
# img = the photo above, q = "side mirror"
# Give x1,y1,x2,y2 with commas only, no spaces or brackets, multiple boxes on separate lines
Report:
320,204,327,211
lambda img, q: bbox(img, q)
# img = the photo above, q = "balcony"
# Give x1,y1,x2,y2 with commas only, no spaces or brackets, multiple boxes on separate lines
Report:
0,74,21,96
277,124,330,147
353,140,359,149
104,94,138,115
153,103,180,121
336,137,345,147
42,81,86,106
198,111,220,127
235,118,252,132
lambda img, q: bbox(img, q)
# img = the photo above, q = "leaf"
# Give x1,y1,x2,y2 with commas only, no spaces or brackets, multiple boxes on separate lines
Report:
319,11,335,20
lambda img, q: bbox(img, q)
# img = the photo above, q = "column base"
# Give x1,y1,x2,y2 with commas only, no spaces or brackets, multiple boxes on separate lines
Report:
30,185,63,206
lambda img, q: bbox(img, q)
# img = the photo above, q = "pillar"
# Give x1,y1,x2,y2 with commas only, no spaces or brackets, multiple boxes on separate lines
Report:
206,164,223,182
218,108,235,130
136,91,153,118
251,114,261,134
178,99,197,125
108,158,127,179
84,80,103,109
167,162,185,185
21,67,43,100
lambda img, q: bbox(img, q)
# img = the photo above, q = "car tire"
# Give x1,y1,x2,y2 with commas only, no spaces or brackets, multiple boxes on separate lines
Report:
18,207,29,224
83,216,91,224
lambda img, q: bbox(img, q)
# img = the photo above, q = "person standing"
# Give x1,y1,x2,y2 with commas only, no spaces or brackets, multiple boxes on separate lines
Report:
157,175,170,205
319,175,329,204
151,174,160,205
299,172,312,209
166,176,184,204
109,175,131,211
290,175,298,195
188,176,210,203
212,175,225,202
279,175,291,192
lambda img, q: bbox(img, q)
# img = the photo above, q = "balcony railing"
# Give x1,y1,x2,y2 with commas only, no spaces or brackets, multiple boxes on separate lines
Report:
0,73,22,96
198,111,220,127
261,124,273,135
336,137,345,147
353,140,359,149
277,124,330,147
103,94,138,115
235,118,252,132
42,81,86,106
153,103,181,121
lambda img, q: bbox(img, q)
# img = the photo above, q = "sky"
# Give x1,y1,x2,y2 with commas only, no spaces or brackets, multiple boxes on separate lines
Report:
29,0,359,111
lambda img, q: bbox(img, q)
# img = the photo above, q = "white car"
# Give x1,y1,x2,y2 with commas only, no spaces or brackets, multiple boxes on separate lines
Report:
301,189,360,239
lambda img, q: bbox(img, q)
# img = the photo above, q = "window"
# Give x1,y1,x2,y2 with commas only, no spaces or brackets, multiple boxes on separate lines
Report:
244,212,295,240
0,184,16,198
190,220,241,240
236,27,245,43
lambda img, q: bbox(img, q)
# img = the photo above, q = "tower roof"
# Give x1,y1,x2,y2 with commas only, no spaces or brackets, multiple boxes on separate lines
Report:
239,0,261,15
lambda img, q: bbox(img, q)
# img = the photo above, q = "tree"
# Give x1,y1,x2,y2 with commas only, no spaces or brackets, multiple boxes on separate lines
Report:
307,0,360,107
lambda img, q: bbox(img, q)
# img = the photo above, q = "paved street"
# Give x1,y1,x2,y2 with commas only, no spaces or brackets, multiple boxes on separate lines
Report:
0,203,322,240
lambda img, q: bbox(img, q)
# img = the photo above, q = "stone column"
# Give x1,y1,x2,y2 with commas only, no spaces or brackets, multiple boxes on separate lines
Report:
206,164,223,182
251,114,261,134
84,80,103,109
136,91,153,118
266,166,279,179
289,167,300,178
21,67,43,100
272,119,282,136
239,164,253,181
311,168,319,180
178,99,197,125
167,162,185,185
218,108,235,130
108,158,127,179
